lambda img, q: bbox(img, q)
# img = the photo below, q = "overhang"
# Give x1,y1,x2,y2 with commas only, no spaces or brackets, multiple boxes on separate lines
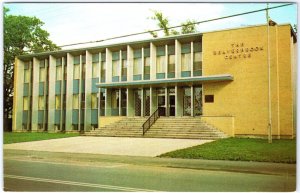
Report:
96,74,233,89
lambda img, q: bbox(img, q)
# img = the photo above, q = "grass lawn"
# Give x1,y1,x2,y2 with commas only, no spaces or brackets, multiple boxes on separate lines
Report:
4,132,79,144
160,138,296,163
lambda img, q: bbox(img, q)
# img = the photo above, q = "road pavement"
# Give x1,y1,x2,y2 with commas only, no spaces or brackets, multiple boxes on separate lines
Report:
4,149,296,192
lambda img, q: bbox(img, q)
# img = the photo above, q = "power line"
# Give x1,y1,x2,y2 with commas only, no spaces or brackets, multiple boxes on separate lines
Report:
59,3,293,48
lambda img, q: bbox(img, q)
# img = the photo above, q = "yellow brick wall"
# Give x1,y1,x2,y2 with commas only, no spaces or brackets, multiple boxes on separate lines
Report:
201,116,235,136
202,24,295,138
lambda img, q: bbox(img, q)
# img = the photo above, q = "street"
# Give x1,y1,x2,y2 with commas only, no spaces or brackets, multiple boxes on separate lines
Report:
4,151,296,192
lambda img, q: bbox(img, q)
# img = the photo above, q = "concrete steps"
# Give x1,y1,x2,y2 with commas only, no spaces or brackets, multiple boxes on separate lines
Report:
83,117,227,140
83,117,146,137
144,117,227,139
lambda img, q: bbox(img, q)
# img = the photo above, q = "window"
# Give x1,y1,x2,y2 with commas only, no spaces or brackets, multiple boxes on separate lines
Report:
56,66,62,80
24,69,30,83
144,57,150,75
39,67,45,82
81,93,85,109
73,64,80,79
133,58,142,75
168,55,175,73
55,95,61,109
82,63,86,79
92,62,98,78
64,66,67,80
38,96,45,110
92,53,99,63
91,93,98,109
156,56,165,73
121,59,127,76
205,95,214,103
82,55,86,64
112,60,119,77
101,61,106,79
193,52,202,73
72,94,79,109
23,97,29,110
73,56,80,65
181,53,191,71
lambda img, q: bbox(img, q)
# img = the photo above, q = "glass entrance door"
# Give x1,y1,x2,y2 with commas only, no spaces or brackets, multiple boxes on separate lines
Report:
168,88,175,116
183,87,191,116
134,89,141,116
144,89,150,116
157,88,166,116
194,86,202,116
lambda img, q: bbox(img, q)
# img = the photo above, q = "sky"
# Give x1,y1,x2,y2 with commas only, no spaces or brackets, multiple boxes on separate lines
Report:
4,2,297,50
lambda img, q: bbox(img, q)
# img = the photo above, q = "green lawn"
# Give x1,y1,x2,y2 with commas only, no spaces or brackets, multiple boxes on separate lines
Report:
160,138,296,163
4,132,79,144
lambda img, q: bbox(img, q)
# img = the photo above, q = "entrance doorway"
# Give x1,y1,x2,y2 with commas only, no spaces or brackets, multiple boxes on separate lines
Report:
168,88,175,116
134,89,141,116
157,88,166,116
183,87,191,116
144,89,150,116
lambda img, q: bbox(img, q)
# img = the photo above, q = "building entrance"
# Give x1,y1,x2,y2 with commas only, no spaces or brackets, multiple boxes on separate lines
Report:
183,87,191,116
144,89,150,116
168,88,175,116
134,89,142,116
157,88,166,116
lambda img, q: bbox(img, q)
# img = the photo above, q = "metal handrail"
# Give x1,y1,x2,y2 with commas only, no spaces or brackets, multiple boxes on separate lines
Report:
142,108,160,135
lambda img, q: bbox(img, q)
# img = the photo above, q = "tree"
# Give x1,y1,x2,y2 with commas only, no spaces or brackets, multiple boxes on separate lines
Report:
181,19,197,34
148,10,197,38
4,7,60,131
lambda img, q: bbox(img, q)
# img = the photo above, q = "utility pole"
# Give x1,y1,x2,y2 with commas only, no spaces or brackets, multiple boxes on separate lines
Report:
266,3,272,143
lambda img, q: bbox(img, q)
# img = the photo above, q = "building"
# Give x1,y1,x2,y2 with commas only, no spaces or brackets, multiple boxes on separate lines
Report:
13,24,297,139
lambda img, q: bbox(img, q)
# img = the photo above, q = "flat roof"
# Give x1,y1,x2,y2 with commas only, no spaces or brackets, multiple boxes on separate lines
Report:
96,74,234,89
18,23,296,60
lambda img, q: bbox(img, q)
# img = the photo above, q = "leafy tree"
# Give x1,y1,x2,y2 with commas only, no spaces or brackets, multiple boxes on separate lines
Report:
4,7,60,131
181,19,197,34
293,24,297,34
148,10,197,38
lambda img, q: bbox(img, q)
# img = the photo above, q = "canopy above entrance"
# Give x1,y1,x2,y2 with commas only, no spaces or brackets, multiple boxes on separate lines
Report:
96,74,233,89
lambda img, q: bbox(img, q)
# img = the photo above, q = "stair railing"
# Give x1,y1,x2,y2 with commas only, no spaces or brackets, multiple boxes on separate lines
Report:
142,108,160,135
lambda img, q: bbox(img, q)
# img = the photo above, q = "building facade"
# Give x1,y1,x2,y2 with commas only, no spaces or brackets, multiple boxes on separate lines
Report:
13,24,297,138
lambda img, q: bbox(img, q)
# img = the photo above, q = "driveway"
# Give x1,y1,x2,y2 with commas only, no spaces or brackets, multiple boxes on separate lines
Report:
4,136,212,157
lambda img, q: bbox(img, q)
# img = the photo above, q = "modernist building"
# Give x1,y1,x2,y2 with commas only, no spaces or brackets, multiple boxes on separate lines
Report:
13,24,297,138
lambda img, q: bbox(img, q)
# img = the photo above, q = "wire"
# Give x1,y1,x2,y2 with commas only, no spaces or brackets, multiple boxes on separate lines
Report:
58,3,294,48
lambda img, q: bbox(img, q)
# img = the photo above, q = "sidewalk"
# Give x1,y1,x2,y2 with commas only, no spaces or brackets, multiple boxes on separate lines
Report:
3,136,212,157
4,149,296,176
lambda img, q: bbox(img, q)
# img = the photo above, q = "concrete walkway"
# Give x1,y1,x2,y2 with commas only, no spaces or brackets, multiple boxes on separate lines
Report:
4,136,212,157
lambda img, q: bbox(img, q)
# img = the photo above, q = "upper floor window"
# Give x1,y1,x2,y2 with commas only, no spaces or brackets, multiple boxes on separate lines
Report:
72,94,79,109
38,96,45,110
23,96,29,110
73,64,80,79
74,56,80,65
55,95,61,110
181,43,191,72
133,49,142,75
112,52,120,77
56,65,62,81
156,46,165,73
168,45,175,74
92,54,99,78
24,69,30,83
193,42,202,76
121,51,127,77
91,93,98,109
144,48,150,76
